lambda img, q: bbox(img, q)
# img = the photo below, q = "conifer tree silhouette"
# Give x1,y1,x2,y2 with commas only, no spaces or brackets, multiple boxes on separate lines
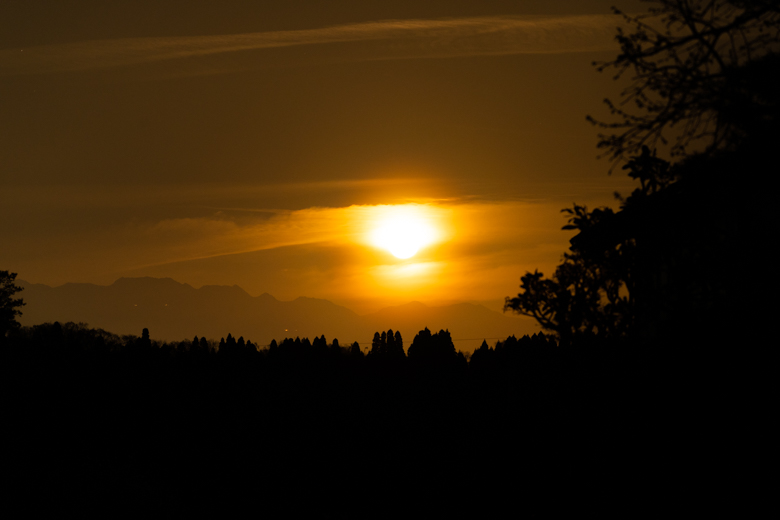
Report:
0,270,25,340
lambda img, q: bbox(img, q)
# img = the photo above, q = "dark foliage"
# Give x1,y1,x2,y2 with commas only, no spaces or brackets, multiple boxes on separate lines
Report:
588,0,780,164
2,322,664,515
511,1,777,349
5,2,773,514
502,5,773,507
506,142,772,347
0,270,25,339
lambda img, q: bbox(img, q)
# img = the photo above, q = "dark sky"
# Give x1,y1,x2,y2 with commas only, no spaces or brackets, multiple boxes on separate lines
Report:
1,0,643,313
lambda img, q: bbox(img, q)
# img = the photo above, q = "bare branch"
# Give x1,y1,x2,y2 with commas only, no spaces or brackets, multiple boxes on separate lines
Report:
588,0,780,167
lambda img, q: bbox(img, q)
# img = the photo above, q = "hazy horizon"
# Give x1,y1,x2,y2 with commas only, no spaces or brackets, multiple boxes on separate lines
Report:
2,0,645,337
16,274,540,351
17,273,530,315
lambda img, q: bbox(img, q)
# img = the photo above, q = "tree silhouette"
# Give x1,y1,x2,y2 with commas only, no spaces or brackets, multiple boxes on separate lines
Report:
0,271,25,339
370,332,383,356
392,330,404,358
505,201,636,344
407,328,456,365
141,327,152,349
330,337,340,355
386,329,396,354
589,0,780,164
510,1,778,346
313,334,327,355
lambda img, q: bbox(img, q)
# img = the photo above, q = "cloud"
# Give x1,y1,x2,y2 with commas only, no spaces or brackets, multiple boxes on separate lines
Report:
5,199,577,304
0,178,437,213
0,14,624,76
119,200,570,305
136,203,441,268
130,200,567,271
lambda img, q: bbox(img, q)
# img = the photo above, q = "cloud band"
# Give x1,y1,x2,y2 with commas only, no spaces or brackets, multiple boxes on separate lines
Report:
1,15,624,76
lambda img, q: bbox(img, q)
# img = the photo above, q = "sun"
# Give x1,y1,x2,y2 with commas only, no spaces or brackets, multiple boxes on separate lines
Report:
371,211,437,259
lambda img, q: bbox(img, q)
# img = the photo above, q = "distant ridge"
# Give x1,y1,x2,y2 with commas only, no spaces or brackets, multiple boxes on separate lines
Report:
17,277,537,352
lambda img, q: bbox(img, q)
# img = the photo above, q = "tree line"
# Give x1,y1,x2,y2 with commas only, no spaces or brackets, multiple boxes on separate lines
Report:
3,318,559,368
3,2,775,512
4,317,636,514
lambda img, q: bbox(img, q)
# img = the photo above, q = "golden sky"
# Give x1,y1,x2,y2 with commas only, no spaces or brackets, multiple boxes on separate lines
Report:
1,0,642,316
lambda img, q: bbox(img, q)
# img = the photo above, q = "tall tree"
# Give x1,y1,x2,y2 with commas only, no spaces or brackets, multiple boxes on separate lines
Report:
141,327,152,349
200,336,211,354
386,329,396,355
370,332,382,356
0,271,25,338
407,328,456,364
505,201,637,344
508,0,778,345
393,330,404,357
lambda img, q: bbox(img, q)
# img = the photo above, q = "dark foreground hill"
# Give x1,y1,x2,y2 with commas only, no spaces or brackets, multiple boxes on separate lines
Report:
17,277,535,352
2,321,675,515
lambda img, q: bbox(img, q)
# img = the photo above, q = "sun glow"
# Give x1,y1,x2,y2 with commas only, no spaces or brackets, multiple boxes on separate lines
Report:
368,206,440,259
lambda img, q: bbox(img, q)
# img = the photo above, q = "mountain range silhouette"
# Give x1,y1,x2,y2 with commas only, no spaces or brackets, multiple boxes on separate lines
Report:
17,277,535,351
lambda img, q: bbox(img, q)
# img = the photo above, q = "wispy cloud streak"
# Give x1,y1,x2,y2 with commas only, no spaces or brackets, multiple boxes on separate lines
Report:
1,15,624,76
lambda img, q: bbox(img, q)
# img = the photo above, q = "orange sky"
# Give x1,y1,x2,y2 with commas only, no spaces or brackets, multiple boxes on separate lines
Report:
1,0,642,318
